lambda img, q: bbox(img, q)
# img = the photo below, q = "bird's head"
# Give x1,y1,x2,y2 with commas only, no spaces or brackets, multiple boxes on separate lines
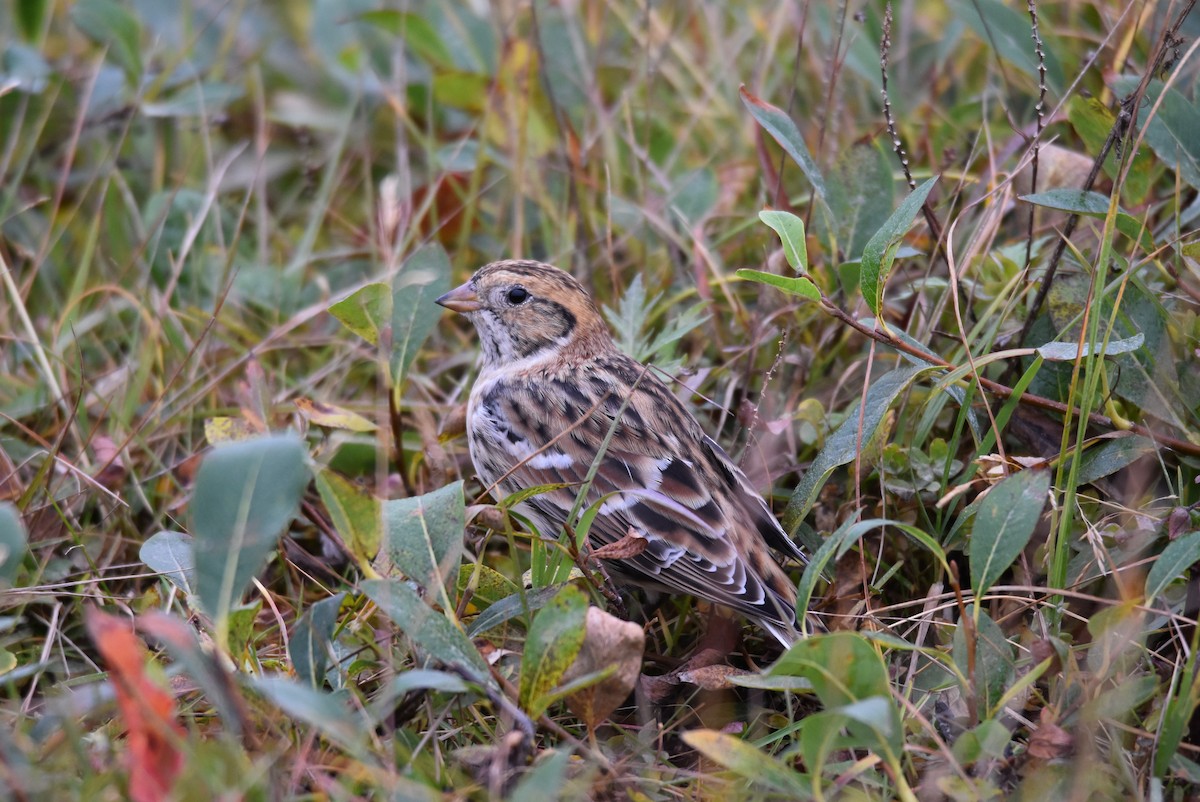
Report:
436,260,612,368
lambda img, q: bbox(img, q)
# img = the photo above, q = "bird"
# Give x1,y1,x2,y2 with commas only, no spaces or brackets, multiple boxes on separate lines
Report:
436,259,811,646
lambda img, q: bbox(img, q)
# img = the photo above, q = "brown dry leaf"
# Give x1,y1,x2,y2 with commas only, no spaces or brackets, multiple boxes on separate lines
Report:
1015,144,1093,195
1027,708,1073,760
1028,639,1062,674
677,663,749,691
561,607,644,729
294,398,377,432
638,672,679,704
85,607,185,802
589,529,647,561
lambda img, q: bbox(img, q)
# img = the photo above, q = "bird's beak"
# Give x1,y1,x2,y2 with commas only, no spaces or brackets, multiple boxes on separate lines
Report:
435,282,482,314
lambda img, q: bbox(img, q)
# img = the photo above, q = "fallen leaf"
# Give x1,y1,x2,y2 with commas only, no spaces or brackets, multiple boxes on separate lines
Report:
562,607,645,729
1027,708,1073,760
590,529,648,561
203,416,262,445
85,607,185,802
295,398,377,432
678,663,750,691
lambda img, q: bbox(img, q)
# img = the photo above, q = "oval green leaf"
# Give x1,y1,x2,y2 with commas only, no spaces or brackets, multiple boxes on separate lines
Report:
968,470,1050,597
329,282,392,346
736,269,821,302
193,435,309,646
382,480,464,607
315,469,382,568
739,86,827,202
139,531,196,595
783,364,933,532
362,578,490,678
393,245,451,388
1145,531,1200,604
519,584,588,718
860,176,938,317
758,209,808,273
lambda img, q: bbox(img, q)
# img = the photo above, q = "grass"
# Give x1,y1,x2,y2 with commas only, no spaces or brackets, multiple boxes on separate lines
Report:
2,0,1200,799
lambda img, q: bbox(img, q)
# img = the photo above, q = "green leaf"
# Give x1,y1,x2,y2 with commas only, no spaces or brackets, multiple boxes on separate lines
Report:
769,631,891,707
768,632,902,756
669,168,718,226
431,71,491,113
519,584,588,718
783,364,933,532
1074,435,1156,487
952,719,1011,764
968,470,1050,597
1021,189,1110,216
458,563,520,610
315,469,381,567
1145,531,1200,604
329,283,392,346
251,677,366,756
953,606,1015,715
466,584,564,638
15,0,50,40
192,435,309,646
758,210,808,273
70,0,142,82
357,10,455,70
1082,675,1158,721
381,481,465,607
362,578,490,678
1068,97,1154,203
1112,77,1200,191
798,709,849,785
822,141,896,261
1020,191,1154,251
1035,333,1144,361
681,730,812,797
0,503,27,586
955,0,1063,90
392,246,451,388
735,269,821,302
739,86,827,202
369,668,472,723
860,176,938,316
139,531,196,595
290,592,346,688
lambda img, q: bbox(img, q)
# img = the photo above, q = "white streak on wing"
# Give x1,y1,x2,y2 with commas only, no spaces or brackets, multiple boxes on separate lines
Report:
528,451,573,470
599,493,636,516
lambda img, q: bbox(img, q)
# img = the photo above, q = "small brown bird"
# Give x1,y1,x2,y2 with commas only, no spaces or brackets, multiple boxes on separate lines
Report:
437,259,809,645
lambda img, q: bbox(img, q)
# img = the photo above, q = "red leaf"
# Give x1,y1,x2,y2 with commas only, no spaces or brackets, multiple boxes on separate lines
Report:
85,607,185,802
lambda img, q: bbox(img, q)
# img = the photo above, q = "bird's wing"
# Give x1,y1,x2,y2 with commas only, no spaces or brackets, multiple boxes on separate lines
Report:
474,359,801,630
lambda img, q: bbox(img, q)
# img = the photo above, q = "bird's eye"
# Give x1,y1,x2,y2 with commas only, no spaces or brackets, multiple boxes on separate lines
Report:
507,286,529,305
